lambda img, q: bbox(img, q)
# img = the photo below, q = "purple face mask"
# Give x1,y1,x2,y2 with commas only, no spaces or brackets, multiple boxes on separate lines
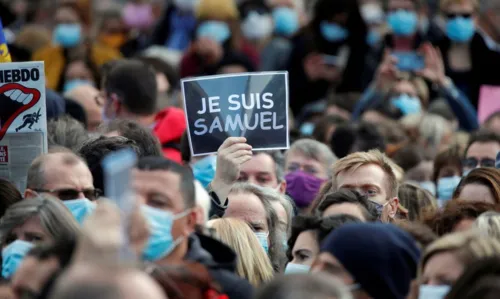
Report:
123,3,154,30
285,171,326,208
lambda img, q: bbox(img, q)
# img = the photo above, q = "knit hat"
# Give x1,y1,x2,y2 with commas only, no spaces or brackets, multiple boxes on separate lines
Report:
196,0,239,21
320,223,420,299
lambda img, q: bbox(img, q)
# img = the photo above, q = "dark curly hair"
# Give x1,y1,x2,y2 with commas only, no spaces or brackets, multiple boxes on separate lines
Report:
423,200,500,236
286,214,361,261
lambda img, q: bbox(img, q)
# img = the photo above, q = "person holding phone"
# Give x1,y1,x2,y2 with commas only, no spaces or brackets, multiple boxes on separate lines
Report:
434,0,500,109
286,0,368,116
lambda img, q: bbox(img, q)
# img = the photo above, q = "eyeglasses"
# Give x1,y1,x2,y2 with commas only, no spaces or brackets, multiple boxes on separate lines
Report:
463,157,496,169
446,13,472,19
34,188,102,201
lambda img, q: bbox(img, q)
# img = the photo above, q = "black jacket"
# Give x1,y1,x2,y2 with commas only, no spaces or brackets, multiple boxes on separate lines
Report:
185,233,254,299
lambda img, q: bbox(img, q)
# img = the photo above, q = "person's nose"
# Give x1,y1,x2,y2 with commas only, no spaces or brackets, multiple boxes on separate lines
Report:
77,192,86,199
248,177,258,185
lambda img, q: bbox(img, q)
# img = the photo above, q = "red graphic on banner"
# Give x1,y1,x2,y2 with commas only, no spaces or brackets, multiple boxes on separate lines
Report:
0,83,41,140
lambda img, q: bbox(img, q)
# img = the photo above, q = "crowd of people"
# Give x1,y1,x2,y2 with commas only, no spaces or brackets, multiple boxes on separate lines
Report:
1,0,500,298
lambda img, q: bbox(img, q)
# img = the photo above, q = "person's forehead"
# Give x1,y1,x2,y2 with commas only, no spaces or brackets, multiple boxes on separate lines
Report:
336,164,388,188
324,202,365,220
241,153,276,175
295,230,318,250
226,192,267,221
134,169,182,192
44,158,92,185
445,1,475,12
286,151,320,166
424,251,462,274
467,141,500,158
460,183,495,204
14,216,46,235
388,0,415,9
55,7,80,22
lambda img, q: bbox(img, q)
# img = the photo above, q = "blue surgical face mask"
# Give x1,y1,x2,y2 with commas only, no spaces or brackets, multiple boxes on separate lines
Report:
63,79,94,93
53,24,82,48
419,181,436,196
437,176,461,201
418,285,451,299
285,263,310,274
142,205,190,261
2,240,34,279
196,21,231,44
192,155,217,188
272,7,300,37
391,94,422,115
320,21,349,42
254,232,269,253
446,17,475,43
388,10,418,36
62,198,96,224
299,122,315,136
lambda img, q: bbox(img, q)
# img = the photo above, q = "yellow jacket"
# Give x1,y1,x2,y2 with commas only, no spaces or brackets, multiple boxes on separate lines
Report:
32,44,121,90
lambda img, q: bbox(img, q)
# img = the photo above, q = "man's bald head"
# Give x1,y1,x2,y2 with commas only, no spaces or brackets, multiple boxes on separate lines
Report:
50,265,166,299
65,85,102,131
26,152,94,200
27,152,87,189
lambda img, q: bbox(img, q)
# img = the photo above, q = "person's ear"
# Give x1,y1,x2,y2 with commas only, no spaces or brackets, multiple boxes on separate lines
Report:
278,180,287,194
389,197,399,218
183,209,198,236
24,189,37,199
193,206,206,225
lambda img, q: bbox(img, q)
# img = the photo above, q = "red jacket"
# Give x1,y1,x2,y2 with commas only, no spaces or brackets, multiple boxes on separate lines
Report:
153,107,186,163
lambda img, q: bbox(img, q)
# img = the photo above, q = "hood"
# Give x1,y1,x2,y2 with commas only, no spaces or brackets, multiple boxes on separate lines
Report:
185,233,238,272
154,107,186,143
153,107,186,163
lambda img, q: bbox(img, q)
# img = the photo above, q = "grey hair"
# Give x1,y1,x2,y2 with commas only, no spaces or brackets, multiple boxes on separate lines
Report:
255,273,353,299
47,116,90,152
259,150,286,182
418,113,451,157
475,211,500,240
0,194,80,245
230,183,286,273
262,187,294,236
27,152,86,190
286,139,337,176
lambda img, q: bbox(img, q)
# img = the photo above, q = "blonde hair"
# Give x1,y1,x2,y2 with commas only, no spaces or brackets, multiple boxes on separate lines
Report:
475,212,500,240
207,218,274,286
440,0,479,11
196,0,239,20
419,231,500,276
332,150,401,198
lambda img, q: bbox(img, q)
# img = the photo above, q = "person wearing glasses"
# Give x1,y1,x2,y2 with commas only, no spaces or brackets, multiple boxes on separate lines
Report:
24,150,99,224
463,129,500,175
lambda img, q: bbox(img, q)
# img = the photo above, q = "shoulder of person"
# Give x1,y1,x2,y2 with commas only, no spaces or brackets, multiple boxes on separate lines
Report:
91,43,123,63
32,45,63,60
207,268,254,299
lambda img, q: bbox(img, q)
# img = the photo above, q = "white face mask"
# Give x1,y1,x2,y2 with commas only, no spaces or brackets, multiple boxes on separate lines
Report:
360,3,384,25
241,11,273,40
